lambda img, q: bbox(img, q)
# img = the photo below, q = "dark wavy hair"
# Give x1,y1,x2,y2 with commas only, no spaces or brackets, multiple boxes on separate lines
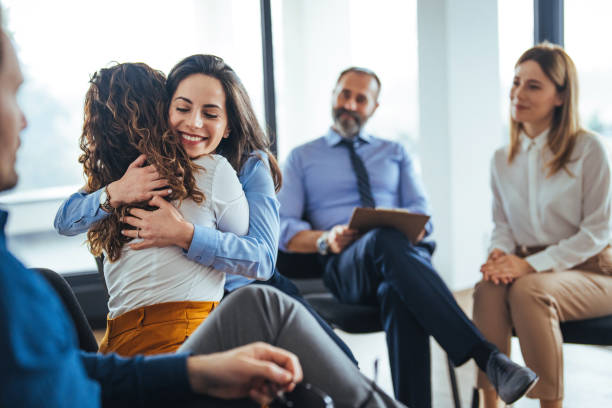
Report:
166,54,282,191
79,63,203,262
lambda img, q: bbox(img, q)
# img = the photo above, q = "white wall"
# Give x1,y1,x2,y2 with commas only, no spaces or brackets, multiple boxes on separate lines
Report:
274,0,352,160
417,0,502,289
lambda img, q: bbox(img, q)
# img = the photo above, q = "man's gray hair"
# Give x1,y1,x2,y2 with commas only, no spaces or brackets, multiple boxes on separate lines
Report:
335,66,381,99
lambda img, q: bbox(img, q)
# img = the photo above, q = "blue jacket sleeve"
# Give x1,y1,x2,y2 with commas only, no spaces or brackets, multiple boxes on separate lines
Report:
80,352,194,407
54,188,110,236
186,152,280,281
1,253,101,408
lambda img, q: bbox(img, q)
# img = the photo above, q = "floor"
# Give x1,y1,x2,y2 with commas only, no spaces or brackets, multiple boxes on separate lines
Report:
335,288,612,408
93,288,612,407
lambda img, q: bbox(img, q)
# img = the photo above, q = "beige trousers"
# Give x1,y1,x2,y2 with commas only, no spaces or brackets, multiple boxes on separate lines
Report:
472,249,612,400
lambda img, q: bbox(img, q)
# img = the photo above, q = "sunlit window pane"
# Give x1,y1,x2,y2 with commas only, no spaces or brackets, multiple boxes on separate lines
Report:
271,0,418,161
497,0,533,129
4,0,264,193
565,0,612,138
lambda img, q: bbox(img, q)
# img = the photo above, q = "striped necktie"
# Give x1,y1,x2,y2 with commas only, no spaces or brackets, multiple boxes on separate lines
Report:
338,138,376,208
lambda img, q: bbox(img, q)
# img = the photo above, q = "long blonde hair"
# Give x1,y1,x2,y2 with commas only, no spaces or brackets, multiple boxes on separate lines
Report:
508,42,583,176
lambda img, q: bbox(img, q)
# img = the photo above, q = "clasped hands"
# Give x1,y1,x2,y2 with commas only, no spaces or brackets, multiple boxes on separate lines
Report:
480,248,535,285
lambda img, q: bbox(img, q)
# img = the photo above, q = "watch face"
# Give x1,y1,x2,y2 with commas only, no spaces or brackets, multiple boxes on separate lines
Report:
317,239,325,252
317,233,329,255
99,189,108,206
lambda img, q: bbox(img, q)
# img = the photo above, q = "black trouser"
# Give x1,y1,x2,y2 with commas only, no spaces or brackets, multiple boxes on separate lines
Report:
35,268,99,352
322,228,489,408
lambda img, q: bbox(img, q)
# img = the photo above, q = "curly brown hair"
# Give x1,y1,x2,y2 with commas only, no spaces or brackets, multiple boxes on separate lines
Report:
79,63,203,262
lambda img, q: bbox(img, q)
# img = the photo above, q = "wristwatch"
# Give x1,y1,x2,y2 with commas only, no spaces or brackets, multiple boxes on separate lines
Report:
99,186,114,213
316,231,330,255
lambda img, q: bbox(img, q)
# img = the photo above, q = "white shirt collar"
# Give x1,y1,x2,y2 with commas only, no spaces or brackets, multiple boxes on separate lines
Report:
520,128,549,152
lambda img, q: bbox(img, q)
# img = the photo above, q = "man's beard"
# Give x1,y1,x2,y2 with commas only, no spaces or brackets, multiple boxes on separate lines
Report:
332,107,364,138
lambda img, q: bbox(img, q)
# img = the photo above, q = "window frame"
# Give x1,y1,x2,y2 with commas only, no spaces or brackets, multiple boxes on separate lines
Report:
534,0,564,45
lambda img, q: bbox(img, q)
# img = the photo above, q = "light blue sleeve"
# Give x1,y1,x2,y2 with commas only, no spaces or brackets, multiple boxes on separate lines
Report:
54,188,110,236
398,144,434,236
277,148,312,251
186,152,280,284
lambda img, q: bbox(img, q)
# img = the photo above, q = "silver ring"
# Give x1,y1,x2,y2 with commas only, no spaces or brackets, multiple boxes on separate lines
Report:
136,228,140,239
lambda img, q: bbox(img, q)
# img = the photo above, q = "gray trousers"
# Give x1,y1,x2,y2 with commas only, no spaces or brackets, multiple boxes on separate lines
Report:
179,285,405,408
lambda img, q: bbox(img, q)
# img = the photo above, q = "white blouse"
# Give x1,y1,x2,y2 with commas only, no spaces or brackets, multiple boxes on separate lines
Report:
489,130,612,272
104,154,249,318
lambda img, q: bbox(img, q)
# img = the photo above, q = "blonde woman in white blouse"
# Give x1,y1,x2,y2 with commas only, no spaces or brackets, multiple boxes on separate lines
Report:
473,43,612,408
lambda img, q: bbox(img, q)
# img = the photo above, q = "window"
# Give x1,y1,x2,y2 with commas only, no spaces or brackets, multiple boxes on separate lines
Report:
4,0,264,193
565,0,612,140
497,0,534,132
271,0,419,161
1,0,264,273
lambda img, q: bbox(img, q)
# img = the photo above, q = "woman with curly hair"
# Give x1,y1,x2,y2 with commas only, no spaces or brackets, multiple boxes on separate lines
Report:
78,62,249,356
56,55,356,364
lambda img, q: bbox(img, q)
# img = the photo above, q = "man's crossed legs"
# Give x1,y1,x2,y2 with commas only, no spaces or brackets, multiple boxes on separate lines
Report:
322,228,537,408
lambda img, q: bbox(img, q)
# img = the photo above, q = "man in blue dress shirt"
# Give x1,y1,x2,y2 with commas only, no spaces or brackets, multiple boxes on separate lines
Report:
277,67,538,408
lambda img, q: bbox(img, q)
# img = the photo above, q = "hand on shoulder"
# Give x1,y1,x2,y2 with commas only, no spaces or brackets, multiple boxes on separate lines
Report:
106,154,171,207
121,195,194,251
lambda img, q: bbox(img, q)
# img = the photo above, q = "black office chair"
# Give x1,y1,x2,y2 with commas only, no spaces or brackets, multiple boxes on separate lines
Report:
35,268,100,352
470,314,612,407
557,314,612,344
277,251,463,408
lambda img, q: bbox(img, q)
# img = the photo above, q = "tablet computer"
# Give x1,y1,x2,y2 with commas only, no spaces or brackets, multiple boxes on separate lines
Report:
348,207,430,244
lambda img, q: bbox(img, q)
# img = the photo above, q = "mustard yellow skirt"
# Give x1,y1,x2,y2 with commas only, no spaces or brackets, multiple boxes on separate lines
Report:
98,301,218,356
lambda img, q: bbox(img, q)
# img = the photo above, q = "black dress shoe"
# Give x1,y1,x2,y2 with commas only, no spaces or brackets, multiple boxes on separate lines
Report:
486,351,539,404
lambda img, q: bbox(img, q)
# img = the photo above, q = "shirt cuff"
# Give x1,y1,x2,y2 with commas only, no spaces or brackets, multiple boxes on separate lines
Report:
525,250,555,272
279,219,312,251
90,189,106,217
186,225,218,266
142,353,194,399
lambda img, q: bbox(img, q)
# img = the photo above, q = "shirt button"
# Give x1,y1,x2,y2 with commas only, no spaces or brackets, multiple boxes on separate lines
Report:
196,256,201,261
